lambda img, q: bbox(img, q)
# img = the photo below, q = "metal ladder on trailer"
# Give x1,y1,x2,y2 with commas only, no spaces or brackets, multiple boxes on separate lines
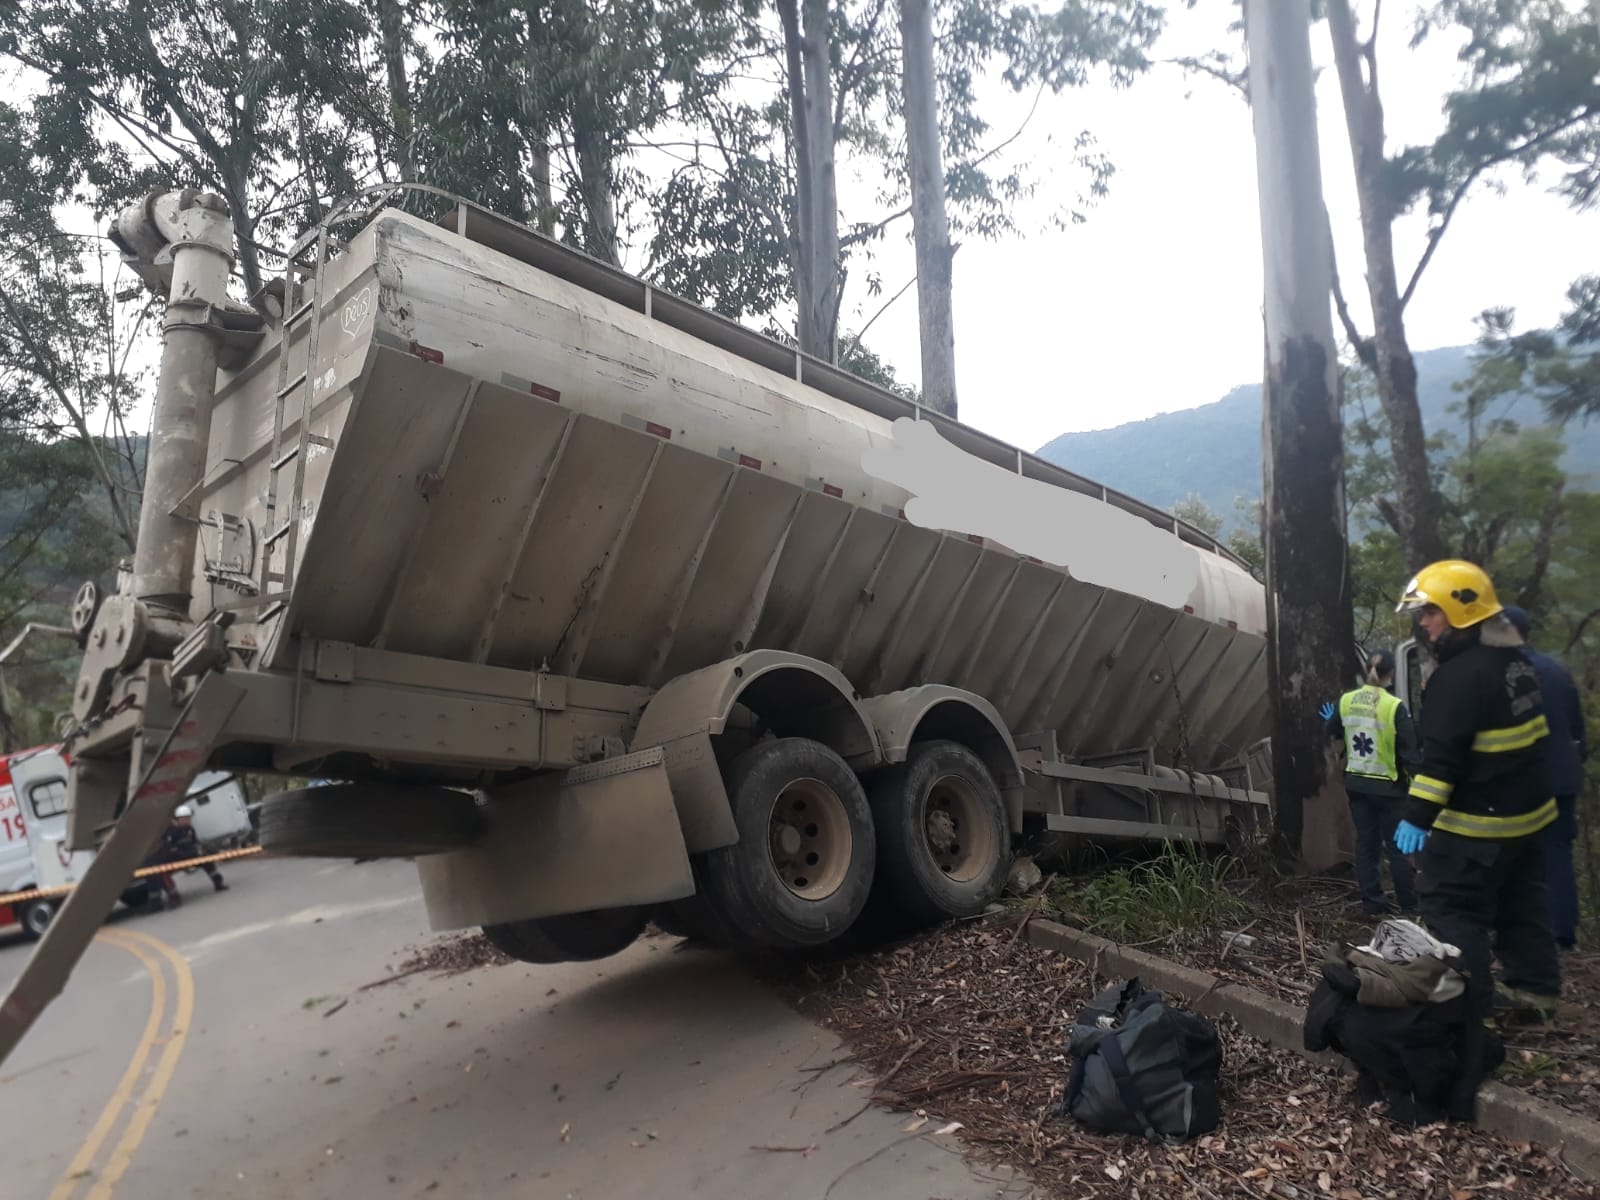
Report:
258,225,335,612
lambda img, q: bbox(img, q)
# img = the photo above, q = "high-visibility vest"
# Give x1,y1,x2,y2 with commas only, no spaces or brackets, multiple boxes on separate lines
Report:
1339,684,1401,781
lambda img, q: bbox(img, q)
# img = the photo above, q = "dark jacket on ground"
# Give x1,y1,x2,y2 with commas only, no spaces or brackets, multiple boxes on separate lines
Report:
1304,961,1504,1126
1524,646,1587,797
1401,622,1555,840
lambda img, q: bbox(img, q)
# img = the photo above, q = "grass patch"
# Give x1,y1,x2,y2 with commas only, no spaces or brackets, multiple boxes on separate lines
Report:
1497,1050,1564,1083
1051,840,1250,943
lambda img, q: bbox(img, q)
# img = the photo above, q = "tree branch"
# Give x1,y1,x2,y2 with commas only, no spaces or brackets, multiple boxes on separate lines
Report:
1565,607,1600,655
1515,482,1564,612
841,204,911,249
1373,495,1403,537
1161,55,1248,101
1399,110,1599,311
963,83,1047,175
838,272,917,366
0,286,138,550
1329,234,1377,370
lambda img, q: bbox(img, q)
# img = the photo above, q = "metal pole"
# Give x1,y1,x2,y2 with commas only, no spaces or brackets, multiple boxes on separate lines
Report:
1243,0,1357,865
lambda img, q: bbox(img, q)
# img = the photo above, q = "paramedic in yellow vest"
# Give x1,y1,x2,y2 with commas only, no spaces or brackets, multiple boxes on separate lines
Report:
1322,649,1421,914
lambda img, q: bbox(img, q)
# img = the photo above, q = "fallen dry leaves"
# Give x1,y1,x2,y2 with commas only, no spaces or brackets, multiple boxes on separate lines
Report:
396,931,513,977
764,913,1599,1200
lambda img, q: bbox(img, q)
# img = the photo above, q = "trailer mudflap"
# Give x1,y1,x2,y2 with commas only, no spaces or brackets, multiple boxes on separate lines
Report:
415,747,694,931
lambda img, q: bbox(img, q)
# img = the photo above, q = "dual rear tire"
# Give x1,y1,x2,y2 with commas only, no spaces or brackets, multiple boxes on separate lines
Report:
484,736,1013,963
866,740,1013,930
672,736,1012,953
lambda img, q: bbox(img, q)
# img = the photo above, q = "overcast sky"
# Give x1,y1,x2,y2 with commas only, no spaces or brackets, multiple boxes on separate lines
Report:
836,2,1593,451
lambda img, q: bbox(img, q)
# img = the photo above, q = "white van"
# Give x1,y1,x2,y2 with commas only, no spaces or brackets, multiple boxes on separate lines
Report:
0,746,252,939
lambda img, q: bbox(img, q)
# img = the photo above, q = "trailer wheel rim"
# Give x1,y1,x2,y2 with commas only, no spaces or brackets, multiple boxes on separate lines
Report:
23,902,53,936
767,778,852,901
924,774,996,884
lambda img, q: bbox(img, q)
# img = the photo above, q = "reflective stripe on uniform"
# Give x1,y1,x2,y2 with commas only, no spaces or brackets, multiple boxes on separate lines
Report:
1470,714,1549,754
1432,798,1558,840
1408,774,1454,804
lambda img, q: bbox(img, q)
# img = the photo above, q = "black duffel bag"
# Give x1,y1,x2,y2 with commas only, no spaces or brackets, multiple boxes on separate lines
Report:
1060,977,1223,1142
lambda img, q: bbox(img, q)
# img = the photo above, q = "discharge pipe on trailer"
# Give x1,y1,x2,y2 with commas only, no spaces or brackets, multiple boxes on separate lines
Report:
108,189,237,617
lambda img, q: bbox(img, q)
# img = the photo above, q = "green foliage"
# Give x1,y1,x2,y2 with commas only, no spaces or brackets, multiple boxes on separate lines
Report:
1170,493,1223,538
645,108,795,318
1054,841,1248,943
1,0,393,294
1399,3,1600,218
1466,282,1600,428
0,97,144,747
418,0,755,264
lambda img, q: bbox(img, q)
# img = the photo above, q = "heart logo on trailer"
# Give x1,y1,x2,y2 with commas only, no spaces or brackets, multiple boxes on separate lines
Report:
341,287,373,337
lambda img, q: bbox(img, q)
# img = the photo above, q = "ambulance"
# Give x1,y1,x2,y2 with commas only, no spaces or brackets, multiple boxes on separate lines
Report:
0,746,252,939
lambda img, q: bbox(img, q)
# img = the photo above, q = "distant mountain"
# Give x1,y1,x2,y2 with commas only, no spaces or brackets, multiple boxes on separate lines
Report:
1036,345,1599,531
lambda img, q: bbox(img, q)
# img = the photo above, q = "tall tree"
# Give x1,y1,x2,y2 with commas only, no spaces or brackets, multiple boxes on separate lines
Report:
1324,0,1600,572
377,0,420,183
1244,0,1356,864
777,0,846,358
1325,0,1444,570
898,0,957,414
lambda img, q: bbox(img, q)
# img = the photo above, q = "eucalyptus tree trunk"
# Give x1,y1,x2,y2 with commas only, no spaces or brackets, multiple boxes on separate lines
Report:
1244,0,1357,866
898,0,957,416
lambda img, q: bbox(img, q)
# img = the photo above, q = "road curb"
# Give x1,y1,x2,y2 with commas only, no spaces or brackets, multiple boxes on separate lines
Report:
1024,917,1600,1181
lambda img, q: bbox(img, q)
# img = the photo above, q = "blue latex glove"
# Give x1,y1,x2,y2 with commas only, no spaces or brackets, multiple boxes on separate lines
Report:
1318,701,1336,722
1393,820,1429,855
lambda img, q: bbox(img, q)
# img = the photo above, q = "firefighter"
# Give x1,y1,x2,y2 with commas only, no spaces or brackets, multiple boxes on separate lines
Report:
1322,649,1421,914
146,805,228,908
1394,560,1560,1022
1502,605,1588,952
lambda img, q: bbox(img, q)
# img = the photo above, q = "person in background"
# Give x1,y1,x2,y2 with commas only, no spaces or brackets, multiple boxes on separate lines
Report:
1393,561,1560,1023
146,805,228,908
1322,649,1422,914
1502,605,1588,952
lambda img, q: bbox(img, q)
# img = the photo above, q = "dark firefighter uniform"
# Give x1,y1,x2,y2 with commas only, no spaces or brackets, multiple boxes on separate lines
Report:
1396,560,1560,1018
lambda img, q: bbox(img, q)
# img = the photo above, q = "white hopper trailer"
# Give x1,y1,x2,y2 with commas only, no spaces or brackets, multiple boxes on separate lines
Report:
0,186,1270,1060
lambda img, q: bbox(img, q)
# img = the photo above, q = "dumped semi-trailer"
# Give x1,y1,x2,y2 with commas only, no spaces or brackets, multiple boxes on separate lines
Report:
0,185,1271,1059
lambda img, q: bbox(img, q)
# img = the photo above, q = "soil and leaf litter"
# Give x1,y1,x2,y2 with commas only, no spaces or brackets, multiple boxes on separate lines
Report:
389,885,1598,1200
767,913,1596,1200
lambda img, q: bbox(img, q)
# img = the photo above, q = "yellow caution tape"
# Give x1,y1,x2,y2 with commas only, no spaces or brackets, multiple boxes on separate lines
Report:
0,845,264,908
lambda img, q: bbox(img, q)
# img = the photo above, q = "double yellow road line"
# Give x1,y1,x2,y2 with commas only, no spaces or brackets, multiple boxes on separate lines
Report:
48,928,195,1200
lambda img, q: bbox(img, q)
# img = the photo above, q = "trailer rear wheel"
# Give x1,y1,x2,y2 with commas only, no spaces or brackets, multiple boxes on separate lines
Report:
702,738,874,950
653,858,746,947
19,898,56,940
482,905,650,964
868,740,1011,925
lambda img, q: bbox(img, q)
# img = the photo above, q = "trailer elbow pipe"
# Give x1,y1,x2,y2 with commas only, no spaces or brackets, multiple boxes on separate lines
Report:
112,189,237,615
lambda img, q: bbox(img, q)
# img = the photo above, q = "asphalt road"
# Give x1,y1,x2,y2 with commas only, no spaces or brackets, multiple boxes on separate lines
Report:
0,856,1031,1200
